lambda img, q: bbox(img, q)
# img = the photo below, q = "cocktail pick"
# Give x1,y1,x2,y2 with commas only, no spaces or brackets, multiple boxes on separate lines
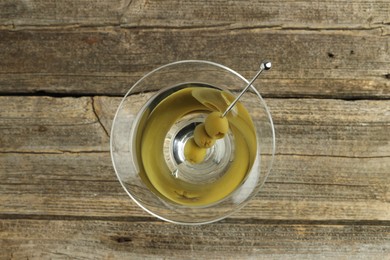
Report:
221,61,271,117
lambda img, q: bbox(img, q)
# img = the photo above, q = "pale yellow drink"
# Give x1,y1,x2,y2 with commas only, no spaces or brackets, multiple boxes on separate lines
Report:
134,84,257,206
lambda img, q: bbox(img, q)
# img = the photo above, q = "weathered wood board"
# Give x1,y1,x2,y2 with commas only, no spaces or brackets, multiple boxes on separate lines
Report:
1,219,389,259
0,96,388,221
1,96,388,156
1,0,389,258
1,152,389,221
0,29,389,97
1,0,389,29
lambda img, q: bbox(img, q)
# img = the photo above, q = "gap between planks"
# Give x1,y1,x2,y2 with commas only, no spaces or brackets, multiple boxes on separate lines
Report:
0,23,388,37
0,214,389,227
0,151,388,159
0,93,389,101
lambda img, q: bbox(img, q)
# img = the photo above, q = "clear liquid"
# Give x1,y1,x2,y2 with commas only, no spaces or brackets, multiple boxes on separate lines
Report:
132,83,257,206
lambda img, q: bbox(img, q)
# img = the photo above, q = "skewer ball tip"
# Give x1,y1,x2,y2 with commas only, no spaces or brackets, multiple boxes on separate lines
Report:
261,61,272,70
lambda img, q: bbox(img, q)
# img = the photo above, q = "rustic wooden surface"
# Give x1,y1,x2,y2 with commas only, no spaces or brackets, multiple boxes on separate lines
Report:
1,0,389,259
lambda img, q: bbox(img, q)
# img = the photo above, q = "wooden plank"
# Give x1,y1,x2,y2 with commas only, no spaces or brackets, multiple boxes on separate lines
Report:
1,153,389,221
1,95,388,157
1,0,389,29
121,0,390,29
0,152,147,218
0,96,389,221
0,29,389,98
94,95,390,157
0,96,109,152
0,219,389,259
0,0,125,27
268,98,390,157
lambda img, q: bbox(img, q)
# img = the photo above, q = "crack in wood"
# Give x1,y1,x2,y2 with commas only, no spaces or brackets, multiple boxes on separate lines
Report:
0,23,388,38
91,96,110,138
274,153,390,159
266,181,370,188
119,0,134,21
0,92,389,100
0,214,158,222
0,151,388,159
0,150,109,154
113,236,133,243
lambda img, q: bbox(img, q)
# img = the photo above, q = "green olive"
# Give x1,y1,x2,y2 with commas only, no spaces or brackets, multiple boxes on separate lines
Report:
204,111,229,139
194,123,216,148
184,138,207,164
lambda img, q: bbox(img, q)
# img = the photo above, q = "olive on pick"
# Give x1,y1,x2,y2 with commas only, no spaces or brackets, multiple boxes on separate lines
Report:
193,123,216,148
184,138,207,164
204,111,229,139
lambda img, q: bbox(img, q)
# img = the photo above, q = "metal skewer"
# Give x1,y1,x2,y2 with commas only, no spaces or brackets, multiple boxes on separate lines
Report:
221,61,272,117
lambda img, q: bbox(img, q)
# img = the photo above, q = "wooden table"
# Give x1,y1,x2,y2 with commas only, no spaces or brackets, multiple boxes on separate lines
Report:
1,1,389,259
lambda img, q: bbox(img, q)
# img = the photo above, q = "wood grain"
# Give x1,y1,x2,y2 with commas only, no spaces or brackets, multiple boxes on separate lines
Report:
0,96,108,152
0,28,389,98
1,153,389,221
0,219,389,259
1,1,390,258
0,96,389,221
121,0,390,29
0,0,125,27
1,0,389,29
1,96,388,156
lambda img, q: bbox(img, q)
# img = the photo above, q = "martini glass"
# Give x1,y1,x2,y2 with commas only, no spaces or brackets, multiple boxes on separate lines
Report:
110,60,275,224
